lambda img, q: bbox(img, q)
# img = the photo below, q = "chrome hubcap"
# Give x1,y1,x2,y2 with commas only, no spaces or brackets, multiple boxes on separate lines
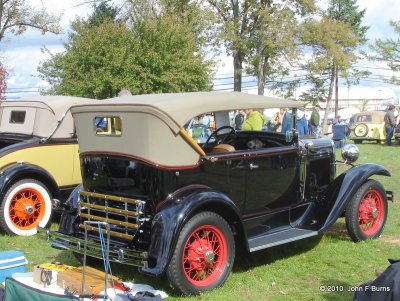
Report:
25,205,34,215
205,251,215,264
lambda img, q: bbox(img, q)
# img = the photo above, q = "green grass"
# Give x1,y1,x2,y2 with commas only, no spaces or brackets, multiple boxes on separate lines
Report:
1,143,399,300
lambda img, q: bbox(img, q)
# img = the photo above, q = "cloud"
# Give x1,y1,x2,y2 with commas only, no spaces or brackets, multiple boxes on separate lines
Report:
3,1,400,100
2,0,90,98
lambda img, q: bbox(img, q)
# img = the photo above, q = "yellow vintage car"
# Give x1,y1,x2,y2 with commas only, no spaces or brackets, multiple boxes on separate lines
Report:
348,111,387,143
0,96,92,236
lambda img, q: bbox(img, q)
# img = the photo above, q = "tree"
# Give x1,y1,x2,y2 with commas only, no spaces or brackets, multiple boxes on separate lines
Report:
0,0,61,43
0,61,7,100
88,1,119,25
201,0,254,92
38,20,136,98
298,75,329,105
203,0,314,93
300,16,359,132
132,15,213,93
326,0,368,117
368,20,400,85
245,0,315,95
38,6,212,98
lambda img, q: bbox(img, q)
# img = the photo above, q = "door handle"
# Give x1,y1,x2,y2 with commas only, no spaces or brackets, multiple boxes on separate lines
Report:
249,163,259,170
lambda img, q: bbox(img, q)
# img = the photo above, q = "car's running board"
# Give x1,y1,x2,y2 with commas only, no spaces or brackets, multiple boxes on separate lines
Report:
248,228,318,252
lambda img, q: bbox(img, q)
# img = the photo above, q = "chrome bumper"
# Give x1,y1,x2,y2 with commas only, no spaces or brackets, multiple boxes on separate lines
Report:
47,230,148,268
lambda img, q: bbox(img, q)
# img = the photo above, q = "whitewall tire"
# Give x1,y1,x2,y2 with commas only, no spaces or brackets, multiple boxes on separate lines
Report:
0,179,52,236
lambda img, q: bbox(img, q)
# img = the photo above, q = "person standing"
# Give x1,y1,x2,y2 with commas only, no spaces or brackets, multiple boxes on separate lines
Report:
296,109,308,136
310,104,321,136
281,110,292,134
234,110,245,130
269,108,286,132
241,109,265,131
384,105,396,145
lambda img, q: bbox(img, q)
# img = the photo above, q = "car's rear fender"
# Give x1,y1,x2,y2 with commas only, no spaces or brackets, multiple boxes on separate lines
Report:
140,185,243,276
319,163,391,233
0,162,59,200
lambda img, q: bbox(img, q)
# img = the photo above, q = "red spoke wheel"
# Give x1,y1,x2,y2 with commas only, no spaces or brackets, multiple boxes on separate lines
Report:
183,225,227,286
345,180,388,242
167,212,234,295
0,179,52,236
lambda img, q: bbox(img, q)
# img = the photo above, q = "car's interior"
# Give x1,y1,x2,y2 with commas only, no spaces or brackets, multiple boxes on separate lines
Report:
200,127,291,155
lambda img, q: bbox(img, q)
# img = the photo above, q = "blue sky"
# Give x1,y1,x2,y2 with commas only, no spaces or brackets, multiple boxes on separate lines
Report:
2,0,400,101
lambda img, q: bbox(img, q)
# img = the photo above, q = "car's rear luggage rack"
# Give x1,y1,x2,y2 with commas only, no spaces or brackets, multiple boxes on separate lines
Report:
78,191,146,241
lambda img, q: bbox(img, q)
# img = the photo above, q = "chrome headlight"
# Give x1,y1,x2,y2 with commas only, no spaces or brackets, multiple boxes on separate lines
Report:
341,144,359,163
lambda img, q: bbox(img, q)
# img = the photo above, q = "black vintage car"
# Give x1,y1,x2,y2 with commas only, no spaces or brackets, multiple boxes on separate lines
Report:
48,92,392,295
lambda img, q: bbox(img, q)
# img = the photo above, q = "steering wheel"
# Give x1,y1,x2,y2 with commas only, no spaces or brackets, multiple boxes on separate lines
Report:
202,126,235,149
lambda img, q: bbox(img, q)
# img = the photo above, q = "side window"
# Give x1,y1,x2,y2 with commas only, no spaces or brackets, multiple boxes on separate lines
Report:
9,111,26,124
356,115,372,122
94,116,122,136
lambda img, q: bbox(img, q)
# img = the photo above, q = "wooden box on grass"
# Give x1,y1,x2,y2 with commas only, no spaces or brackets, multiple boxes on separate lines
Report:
57,266,121,295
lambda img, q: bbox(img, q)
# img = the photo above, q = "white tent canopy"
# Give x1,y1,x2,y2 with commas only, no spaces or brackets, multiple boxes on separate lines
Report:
328,108,360,120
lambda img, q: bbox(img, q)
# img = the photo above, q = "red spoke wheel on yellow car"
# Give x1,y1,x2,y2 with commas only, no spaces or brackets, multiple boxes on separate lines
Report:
345,180,387,242
0,179,52,236
166,211,235,295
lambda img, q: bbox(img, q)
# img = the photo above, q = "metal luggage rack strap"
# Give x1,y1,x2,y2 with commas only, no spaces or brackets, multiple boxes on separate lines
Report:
78,190,146,241
48,230,148,267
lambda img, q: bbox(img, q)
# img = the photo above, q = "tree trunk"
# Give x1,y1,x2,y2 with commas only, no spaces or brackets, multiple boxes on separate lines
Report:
233,50,242,92
334,65,339,118
232,0,241,92
257,62,265,95
322,64,336,134
257,53,266,95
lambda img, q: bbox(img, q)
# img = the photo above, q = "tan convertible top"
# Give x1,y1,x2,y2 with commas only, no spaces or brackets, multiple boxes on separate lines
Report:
0,96,94,138
71,92,301,168
353,111,386,124
72,92,301,133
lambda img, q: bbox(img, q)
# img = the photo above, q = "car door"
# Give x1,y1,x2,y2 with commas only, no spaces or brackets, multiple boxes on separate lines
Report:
242,145,299,237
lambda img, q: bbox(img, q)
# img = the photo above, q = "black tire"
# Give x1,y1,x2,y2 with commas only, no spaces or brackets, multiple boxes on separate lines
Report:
0,179,52,236
166,211,235,295
345,180,388,242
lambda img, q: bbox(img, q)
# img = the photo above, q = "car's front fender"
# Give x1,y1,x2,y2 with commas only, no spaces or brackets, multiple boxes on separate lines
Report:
319,163,391,233
139,185,242,276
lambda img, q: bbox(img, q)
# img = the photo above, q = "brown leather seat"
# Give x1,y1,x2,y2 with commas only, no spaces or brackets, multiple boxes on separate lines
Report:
210,144,236,154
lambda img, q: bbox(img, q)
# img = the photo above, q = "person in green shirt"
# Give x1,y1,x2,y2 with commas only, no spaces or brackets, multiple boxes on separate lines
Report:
310,104,321,136
241,109,265,131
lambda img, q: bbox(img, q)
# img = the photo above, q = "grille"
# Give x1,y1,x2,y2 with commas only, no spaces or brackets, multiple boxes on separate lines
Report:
78,191,146,241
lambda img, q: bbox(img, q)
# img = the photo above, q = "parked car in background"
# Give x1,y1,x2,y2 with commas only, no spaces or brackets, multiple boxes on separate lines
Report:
0,96,93,236
49,92,392,295
348,111,387,143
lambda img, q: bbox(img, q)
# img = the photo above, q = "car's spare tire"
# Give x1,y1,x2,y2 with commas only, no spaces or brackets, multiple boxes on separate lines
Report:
354,124,368,137
0,179,52,236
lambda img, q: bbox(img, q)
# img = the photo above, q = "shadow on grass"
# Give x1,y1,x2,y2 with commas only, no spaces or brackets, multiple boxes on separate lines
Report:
325,219,352,242
233,234,323,273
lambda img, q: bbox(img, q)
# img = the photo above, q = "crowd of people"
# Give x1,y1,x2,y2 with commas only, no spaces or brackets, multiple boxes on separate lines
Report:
233,104,400,147
235,105,322,136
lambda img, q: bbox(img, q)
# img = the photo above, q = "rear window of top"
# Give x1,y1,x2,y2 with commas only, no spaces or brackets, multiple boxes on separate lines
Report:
356,115,372,123
9,111,26,124
94,116,122,136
